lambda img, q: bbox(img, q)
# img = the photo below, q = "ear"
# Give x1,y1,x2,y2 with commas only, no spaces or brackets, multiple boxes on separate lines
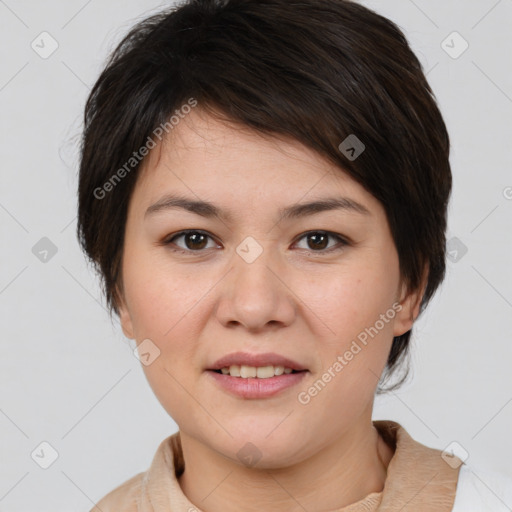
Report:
116,286,135,339
393,265,429,337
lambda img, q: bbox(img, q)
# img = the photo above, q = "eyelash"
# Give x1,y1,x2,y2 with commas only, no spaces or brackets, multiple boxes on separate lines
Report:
161,229,349,255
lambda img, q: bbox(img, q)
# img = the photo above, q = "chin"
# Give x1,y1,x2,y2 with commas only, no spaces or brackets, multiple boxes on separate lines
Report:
212,430,311,470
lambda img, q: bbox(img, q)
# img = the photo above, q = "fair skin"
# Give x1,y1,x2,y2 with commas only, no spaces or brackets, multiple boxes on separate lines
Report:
117,108,425,512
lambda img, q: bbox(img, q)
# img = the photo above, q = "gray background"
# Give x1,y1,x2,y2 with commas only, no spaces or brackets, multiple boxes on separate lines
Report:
1,0,511,510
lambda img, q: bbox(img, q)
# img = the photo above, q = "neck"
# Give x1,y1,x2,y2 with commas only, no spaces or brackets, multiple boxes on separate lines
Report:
178,418,394,512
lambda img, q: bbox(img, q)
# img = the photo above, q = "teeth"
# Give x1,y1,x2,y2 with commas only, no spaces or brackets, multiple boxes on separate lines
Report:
218,365,296,378
256,366,274,378
229,365,241,377
241,365,257,378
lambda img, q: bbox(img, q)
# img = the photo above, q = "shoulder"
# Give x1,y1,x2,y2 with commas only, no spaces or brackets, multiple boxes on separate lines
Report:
452,463,512,511
88,433,180,512
89,471,146,512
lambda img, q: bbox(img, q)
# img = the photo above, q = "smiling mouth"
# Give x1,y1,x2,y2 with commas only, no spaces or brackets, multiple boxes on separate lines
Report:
212,365,304,379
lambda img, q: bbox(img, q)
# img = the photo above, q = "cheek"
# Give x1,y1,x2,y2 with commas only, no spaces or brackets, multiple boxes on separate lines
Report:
121,255,205,391
298,269,398,421
123,250,202,339
299,261,399,341
298,256,399,402
123,257,209,419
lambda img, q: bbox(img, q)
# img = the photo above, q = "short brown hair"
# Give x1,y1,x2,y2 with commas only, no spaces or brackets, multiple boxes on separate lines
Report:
77,0,452,392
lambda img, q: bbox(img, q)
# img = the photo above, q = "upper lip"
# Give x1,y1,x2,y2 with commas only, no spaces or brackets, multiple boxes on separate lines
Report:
208,352,307,371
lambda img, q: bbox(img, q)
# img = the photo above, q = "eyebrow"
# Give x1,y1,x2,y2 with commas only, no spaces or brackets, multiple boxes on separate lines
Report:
145,193,371,221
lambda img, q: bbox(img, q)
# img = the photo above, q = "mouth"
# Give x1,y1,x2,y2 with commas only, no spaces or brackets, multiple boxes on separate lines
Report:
206,352,309,398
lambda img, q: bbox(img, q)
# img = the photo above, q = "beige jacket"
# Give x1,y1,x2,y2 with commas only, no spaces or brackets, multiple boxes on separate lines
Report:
90,420,466,511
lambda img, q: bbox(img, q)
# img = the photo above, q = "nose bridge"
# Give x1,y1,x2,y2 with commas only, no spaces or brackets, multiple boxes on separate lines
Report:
216,235,296,330
234,236,276,294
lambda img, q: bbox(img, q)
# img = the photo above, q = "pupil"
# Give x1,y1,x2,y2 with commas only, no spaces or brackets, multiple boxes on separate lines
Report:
309,233,328,250
186,232,207,250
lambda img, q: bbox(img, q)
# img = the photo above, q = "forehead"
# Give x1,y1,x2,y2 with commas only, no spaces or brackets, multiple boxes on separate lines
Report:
141,109,335,179
130,108,382,220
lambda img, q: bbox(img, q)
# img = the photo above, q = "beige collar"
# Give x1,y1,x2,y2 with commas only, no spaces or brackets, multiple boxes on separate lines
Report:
99,420,463,511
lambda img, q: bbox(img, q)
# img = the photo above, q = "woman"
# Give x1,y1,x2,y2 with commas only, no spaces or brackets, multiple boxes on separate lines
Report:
78,0,512,510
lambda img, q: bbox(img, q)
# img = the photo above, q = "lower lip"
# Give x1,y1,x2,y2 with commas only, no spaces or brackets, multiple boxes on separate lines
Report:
206,370,308,399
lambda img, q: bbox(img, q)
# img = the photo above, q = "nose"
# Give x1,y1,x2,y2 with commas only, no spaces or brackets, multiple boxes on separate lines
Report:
214,242,297,332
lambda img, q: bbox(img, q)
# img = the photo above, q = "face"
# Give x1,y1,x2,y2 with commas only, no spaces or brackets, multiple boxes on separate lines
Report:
118,109,422,468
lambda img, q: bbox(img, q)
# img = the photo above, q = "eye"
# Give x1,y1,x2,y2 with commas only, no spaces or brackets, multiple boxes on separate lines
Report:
293,231,348,253
163,230,220,252
162,229,348,254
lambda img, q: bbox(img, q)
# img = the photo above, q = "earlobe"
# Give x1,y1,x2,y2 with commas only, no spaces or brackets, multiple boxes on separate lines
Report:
119,308,135,339
393,267,428,337
116,288,135,339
